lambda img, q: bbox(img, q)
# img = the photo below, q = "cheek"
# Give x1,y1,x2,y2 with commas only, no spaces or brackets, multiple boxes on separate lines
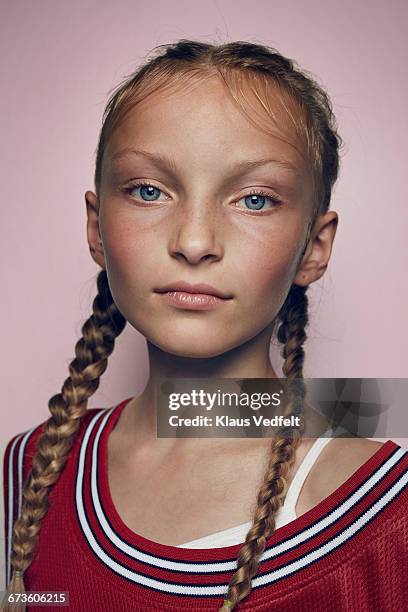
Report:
100,215,159,309
230,228,301,318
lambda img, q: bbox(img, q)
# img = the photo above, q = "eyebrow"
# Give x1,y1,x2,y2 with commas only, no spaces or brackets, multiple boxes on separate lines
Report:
110,147,299,175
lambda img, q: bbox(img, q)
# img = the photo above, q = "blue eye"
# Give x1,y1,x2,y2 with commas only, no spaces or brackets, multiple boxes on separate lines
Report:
127,183,163,201
244,193,268,210
237,190,282,211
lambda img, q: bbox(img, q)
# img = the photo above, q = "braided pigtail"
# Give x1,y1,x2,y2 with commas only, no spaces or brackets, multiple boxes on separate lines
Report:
219,284,309,611
1,270,126,612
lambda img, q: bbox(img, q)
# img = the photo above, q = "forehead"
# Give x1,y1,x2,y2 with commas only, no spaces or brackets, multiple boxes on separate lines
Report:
104,73,311,179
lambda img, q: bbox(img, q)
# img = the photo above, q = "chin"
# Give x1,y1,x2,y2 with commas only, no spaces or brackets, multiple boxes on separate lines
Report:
130,318,259,359
150,337,232,359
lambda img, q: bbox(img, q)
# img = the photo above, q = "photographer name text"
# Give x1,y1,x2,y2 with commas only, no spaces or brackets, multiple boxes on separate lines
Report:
168,415,301,427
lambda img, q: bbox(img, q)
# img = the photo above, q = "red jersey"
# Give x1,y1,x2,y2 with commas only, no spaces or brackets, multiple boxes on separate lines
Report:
3,398,408,610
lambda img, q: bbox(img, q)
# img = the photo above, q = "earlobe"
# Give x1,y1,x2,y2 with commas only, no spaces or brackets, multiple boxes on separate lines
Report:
85,190,106,270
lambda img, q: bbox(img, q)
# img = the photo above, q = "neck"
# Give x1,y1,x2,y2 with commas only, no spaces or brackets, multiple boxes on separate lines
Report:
123,322,281,445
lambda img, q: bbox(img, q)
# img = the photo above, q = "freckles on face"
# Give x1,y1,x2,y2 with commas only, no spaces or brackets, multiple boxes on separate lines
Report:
98,76,314,357
100,208,163,317
221,196,311,343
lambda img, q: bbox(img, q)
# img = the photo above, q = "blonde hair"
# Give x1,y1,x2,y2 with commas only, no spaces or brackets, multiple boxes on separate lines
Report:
3,39,341,611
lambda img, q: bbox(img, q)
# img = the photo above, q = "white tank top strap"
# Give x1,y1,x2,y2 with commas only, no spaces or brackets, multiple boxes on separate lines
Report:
282,429,334,517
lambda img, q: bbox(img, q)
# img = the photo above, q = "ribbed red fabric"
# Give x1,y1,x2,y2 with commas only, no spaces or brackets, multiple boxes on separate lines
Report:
3,398,408,611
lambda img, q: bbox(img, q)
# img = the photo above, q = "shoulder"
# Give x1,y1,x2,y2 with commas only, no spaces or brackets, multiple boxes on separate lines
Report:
328,436,384,465
320,436,385,472
3,423,44,491
3,408,104,480
302,437,399,511
2,407,111,582
2,422,44,585
2,407,109,511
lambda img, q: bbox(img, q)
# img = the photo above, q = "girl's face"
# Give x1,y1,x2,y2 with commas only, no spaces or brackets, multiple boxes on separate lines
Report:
88,76,320,358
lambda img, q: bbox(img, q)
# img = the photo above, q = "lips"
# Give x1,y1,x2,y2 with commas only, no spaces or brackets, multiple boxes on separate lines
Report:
154,281,232,299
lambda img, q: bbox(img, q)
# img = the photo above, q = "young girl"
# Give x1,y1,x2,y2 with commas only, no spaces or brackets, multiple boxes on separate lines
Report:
3,39,408,611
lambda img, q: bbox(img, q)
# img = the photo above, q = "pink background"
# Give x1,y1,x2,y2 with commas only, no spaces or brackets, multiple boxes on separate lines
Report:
1,0,407,582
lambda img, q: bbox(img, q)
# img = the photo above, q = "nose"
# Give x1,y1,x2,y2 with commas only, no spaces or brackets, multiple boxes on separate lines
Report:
168,201,224,265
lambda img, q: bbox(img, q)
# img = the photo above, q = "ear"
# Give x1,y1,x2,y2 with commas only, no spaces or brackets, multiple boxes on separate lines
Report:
85,190,106,270
293,211,338,286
